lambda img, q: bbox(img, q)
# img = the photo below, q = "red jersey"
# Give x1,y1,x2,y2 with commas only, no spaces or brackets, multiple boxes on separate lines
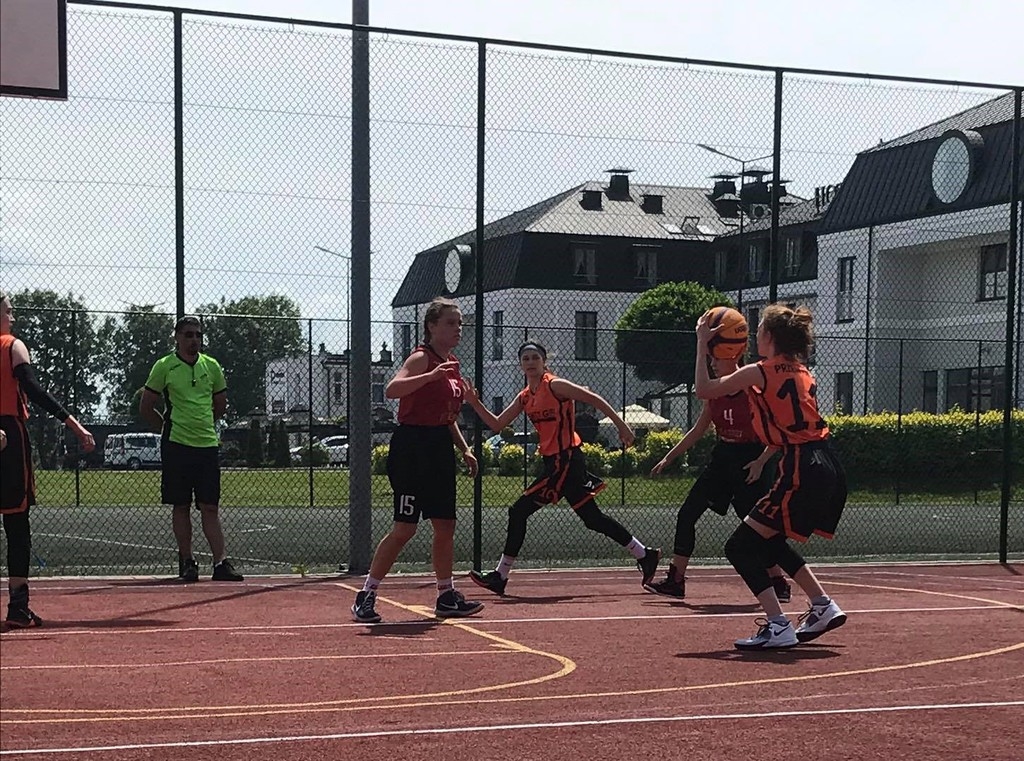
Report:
396,345,463,426
746,356,829,447
707,392,759,444
0,334,29,419
518,372,581,456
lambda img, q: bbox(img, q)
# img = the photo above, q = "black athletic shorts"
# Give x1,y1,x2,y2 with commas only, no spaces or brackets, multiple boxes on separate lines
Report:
161,440,221,507
523,446,605,510
387,424,457,524
750,439,847,542
0,416,35,514
683,441,771,518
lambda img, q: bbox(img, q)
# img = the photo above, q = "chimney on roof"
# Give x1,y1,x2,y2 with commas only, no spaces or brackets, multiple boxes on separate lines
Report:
581,189,603,210
641,194,663,214
605,167,633,199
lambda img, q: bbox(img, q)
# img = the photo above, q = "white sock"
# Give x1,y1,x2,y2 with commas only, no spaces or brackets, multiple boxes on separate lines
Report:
362,576,381,593
437,578,454,593
625,537,647,560
496,555,515,580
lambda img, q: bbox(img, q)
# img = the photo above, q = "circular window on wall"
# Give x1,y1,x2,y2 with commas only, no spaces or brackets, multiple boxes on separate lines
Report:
930,129,984,205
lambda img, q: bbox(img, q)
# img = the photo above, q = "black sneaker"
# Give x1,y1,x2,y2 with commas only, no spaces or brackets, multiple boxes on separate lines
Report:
772,576,792,603
211,559,243,582
468,570,508,597
644,564,685,598
5,586,41,629
178,556,199,583
435,589,484,618
351,590,382,623
636,547,661,586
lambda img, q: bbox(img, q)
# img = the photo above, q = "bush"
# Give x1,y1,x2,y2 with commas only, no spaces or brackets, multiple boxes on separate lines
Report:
580,442,609,475
271,421,291,468
607,447,639,476
498,444,528,476
297,442,329,467
636,428,683,474
371,444,389,475
245,419,264,468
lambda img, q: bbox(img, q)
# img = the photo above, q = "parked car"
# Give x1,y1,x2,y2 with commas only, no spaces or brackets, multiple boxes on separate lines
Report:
290,436,348,466
104,433,162,470
484,432,537,457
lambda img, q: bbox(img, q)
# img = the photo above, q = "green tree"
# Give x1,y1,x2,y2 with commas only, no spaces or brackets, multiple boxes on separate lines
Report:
246,419,265,467
614,282,732,388
8,290,103,467
271,420,291,467
99,305,174,420
194,295,304,420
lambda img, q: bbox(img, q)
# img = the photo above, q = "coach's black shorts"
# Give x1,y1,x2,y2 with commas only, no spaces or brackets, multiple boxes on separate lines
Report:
387,424,456,524
161,440,221,507
524,446,605,510
0,415,35,514
750,439,847,542
683,441,771,518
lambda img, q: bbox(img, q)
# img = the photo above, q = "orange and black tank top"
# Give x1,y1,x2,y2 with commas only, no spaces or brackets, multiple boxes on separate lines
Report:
0,334,29,419
397,345,463,427
518,372,581,456
745,356,829,447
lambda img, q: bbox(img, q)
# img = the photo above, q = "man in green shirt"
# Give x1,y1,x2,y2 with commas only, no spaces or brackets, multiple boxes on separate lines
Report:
141,316,243,582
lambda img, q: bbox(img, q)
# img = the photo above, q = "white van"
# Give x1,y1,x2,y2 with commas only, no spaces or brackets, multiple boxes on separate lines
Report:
103,433,162,470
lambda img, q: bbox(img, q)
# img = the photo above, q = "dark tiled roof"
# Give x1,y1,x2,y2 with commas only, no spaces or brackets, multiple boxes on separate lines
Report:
717,196,820,237
864,92,1016,153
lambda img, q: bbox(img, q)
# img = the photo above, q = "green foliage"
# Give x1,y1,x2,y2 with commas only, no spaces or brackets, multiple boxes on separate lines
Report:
371,444,390,475
271,420,291,467
498,444,530,476
99,304,174,419
614,282,733,387
297,441,329,467
194,295,304,419
607,447,639,476
580,442,609,475
246,419,265,468
636,428,684,474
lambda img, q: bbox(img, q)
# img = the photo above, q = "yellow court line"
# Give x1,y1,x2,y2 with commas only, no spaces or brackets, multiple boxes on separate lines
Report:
825,580,1024,609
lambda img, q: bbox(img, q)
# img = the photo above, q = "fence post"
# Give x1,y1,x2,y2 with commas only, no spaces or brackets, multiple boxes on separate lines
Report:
768,69,783,304
621,359,626,506
308,319,314,509
472,39,486,572
863,226,874,415
975,341,983,505
173,11,185,320
72,309,81,507
895,339,904,505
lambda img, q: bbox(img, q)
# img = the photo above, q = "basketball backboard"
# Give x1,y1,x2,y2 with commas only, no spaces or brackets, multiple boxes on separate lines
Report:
0,0,67,99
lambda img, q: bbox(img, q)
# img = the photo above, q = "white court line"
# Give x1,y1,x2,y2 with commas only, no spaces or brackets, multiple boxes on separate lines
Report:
0,700,1020,756
848,569,1024,587
0,604,1011,638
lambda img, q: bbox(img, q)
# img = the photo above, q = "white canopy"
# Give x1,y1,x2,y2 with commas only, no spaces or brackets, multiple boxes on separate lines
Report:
597,404,671,431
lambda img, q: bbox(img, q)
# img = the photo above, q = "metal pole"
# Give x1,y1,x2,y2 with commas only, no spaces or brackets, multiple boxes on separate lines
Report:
895,339,904,505
738,160,745,310
348,0,372,575
72,310,81,506
308,320,315,509
472,41,486,572
621,359,627,506
999,88,1021,563
768,69,783,304
173,11,185,319
863,226,874,414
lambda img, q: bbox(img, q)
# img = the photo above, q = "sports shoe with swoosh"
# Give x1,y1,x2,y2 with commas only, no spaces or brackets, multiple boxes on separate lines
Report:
734,618,798,650
435,589,484,618
351,590,382,624
795,599,847,642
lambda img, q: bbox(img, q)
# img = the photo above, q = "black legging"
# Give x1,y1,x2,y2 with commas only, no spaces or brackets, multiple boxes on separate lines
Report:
502,494,631,557
3,510,31,578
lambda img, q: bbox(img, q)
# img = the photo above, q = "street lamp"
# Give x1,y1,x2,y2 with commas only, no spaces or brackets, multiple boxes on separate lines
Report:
697,144,774,312
313,245,351,426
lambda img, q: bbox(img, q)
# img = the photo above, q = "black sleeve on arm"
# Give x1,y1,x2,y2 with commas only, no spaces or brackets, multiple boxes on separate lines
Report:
13,363,71,422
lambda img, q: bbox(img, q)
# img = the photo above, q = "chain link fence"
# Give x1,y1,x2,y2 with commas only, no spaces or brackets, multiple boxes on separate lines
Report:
0,3,1020,575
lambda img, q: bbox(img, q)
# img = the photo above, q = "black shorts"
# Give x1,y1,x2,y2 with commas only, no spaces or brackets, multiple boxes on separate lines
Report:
387,425,456,523
161,440,221,506
0,416,35,514
750,439,847,542
524,447,605,509
684,441,770,518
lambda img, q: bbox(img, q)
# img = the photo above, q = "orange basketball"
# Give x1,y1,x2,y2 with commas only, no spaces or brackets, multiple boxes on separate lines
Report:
704,306,748,360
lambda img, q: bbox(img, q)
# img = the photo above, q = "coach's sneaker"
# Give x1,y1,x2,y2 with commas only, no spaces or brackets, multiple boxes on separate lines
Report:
212,559,243,582
734,618,798,650
795,599,847,642
771,576,792,604
435,589,484,619
351,590,382,624
636,547,661,587
468,570,508,597
178,556,200,583
644,564,685,598
4,585,42,630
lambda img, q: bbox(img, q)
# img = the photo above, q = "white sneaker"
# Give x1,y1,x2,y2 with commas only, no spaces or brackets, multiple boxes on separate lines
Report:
795,599,847,642
734,618,799,650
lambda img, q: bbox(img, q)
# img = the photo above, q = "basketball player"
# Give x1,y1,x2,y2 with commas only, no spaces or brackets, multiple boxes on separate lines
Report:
351,297,484,623
463,341,660,596
695,304,847,650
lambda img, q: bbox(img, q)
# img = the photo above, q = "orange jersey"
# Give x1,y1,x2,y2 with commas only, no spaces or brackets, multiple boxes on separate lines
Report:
0,334,29,420
518,372,581,456
746,356,829,447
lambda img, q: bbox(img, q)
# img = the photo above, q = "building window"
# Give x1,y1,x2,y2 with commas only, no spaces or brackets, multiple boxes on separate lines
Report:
978,243,1007,301
922,370,938,414
491,310,504,361
271,399,285,414
333,370,345,401
371,382,385,404
945,366,1005,412
747,242,763,282
715,250,728,286
572,244,597,285
401,324,413,358
834,372,853,416
491,396,504,413
836,257,854,322
783,236,802,278
745,305,760,356
634,247,658,286
575,311,598,360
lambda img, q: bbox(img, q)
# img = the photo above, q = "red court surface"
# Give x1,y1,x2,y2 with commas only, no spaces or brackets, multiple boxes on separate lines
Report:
1,563,1022,760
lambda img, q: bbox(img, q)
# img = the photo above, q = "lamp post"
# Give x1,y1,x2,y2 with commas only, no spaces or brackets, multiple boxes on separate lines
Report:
313,245,351,426
697,144,773,311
